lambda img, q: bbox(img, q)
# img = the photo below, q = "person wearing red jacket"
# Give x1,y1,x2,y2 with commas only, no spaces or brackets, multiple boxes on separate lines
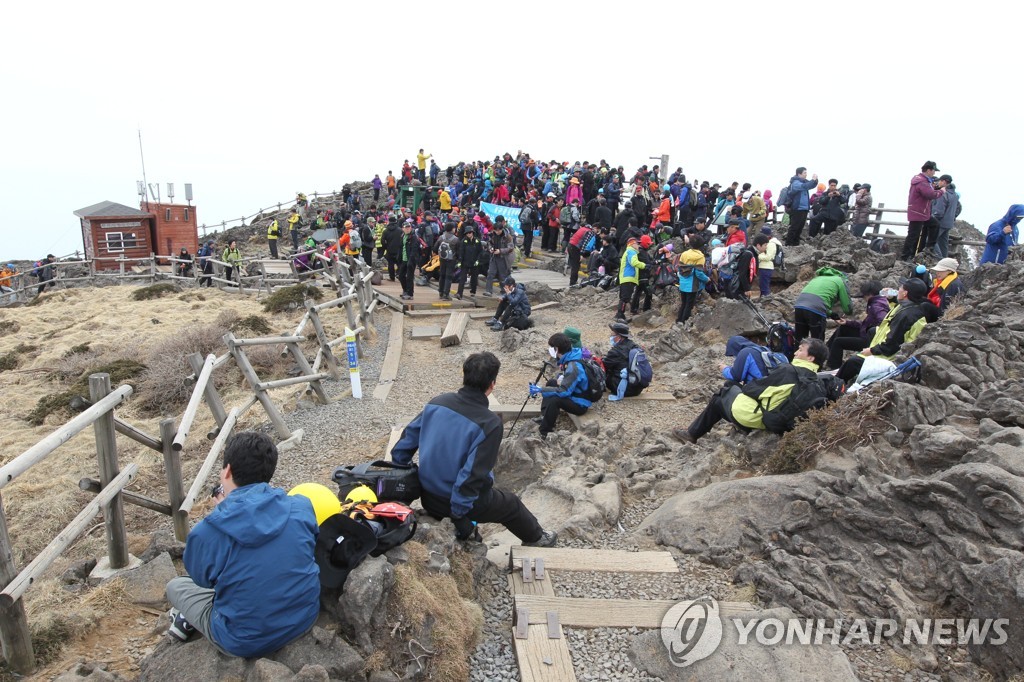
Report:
900,161,946,260
652,191,672,230
724,221,747,248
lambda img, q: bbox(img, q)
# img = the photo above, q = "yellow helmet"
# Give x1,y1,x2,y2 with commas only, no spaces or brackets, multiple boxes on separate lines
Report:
344,485,378,505
288,482,342,525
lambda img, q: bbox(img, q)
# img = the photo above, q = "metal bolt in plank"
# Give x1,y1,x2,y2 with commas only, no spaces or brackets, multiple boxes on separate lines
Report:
514,607,530,639
546,611,561,639
534,557,545,580
521,557,533,583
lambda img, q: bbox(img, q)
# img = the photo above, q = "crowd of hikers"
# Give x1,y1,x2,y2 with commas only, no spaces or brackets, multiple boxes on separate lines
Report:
151,151,1024,660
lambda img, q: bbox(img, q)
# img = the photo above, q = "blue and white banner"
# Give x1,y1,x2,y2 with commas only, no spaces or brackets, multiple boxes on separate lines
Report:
480,202,523,236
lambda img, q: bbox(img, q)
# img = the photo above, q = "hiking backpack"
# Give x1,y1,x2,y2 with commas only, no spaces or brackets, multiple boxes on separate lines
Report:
627,346,653,387
332,460,421,503
772,243,785,269
349,229,362,251
574,358,606,402
745,366,843,434
766,321,797,360
438,239,455,261
777,185,792,209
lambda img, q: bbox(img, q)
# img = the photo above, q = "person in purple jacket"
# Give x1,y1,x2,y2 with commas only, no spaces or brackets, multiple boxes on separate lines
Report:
900,161,947,260
371,174,383,202
825,280,890,370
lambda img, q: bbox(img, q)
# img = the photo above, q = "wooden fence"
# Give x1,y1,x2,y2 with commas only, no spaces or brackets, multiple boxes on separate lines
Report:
0,258,378,674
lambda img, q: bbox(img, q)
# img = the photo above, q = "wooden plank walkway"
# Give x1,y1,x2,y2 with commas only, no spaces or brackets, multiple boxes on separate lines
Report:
513,623,577,682
510,547,678,574
513,595,754,629
372,311,404,401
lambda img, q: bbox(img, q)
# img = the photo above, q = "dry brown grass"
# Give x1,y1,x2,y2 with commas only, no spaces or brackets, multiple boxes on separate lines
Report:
388,542,482,680
763,391,892,475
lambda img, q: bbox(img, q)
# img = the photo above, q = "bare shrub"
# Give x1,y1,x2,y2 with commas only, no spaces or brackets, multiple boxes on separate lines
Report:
135,322,230,414
763,390,892,475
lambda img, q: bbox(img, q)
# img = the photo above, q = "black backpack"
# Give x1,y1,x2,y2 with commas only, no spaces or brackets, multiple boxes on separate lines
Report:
574,358,606,402
332,460,421,503
745,366,844,434
766,321,797,360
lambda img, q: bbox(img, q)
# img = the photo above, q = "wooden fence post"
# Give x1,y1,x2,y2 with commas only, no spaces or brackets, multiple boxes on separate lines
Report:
160,419,190,542
306,306,341,379
88,374,129,569
186,352,228,439
0,491,35,674
224,332,292,439
872,202,885,237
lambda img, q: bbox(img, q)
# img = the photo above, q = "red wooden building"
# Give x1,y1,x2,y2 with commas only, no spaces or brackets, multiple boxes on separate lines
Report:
76,200,199,271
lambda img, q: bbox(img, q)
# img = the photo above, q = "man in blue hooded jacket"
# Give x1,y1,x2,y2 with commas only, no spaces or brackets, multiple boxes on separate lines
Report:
531,333,593,439
721,335,789,385
165,432,320,658
980,204,1023,265
783,167,820,247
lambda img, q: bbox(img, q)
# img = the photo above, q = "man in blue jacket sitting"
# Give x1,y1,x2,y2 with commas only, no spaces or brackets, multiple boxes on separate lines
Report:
531,333,593,439
392,352,557,547
165,432,320,657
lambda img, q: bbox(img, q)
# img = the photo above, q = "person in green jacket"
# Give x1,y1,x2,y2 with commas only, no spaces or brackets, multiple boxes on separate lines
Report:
222,240,242,285
672,338,830,443
792,266,853,341
615,236,645,322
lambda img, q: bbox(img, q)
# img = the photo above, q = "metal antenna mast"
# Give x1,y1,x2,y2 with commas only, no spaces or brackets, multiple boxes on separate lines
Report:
138,128,149,210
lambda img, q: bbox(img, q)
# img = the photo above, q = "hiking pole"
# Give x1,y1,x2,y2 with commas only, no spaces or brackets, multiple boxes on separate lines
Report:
742,295,773,330
507,361,552,438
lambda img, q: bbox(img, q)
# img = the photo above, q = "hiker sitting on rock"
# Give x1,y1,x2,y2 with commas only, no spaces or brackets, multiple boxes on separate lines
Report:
602,322,651,401
165,432,320,657
721,335,789,385
835,278,932,385
484,276,532,331
673,338,835,444
391,352,557,547
530,333,595,439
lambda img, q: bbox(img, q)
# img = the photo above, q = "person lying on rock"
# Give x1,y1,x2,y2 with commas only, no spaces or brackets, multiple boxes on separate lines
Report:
835,278,933,385
391,352,557,547
672,338,832,444
165,432,320,657
720,335,789,385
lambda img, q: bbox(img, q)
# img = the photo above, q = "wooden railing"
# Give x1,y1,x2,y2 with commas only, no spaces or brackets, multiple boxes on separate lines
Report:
0,257,379,674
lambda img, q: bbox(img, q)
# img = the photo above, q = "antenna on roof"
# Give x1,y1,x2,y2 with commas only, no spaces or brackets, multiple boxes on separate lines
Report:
138,128,149,211
167,183,175,203
184,183,193,206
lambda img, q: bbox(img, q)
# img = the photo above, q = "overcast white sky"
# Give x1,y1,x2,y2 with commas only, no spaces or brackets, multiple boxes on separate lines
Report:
1,1,1018,261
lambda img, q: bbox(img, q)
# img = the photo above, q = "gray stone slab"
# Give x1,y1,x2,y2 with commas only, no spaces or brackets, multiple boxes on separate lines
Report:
410,325,442,339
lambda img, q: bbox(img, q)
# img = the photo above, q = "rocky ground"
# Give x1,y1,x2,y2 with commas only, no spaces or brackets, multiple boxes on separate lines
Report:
9,207,1024,681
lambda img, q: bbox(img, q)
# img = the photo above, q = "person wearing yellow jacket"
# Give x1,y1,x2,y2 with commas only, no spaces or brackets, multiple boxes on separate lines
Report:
672,338,832,443
438,188,452,214
287,209,301,250
616,236,645,322
267,219,280,258
221,240,242,285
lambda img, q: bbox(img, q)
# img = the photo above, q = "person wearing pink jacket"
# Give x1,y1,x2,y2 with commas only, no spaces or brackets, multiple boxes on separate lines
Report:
901,160,946,260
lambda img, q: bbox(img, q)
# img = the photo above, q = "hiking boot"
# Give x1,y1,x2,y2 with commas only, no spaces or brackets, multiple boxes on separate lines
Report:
672,428,697,444
524,530,558,548
531,417,543,425
484,317,498,326
168,608,196,642
491,322,504,331
482,291,493,297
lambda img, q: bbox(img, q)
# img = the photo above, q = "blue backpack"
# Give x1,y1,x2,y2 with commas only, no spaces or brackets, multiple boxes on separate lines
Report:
627,346,653,387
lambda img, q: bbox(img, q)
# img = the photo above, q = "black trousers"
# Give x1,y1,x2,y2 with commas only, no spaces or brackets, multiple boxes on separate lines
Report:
630,280,652,313
398,261,415,296
837,355,866,385
901,221,929,260
269,239,279,259
827,326,867,369
457,264,479,297
521,226,534,257
386,257,398,281
567,245,583,286
922,217,941,250
617,282,636,319
687,386,740,440
540,384,588,435
785,210,808,246
200,261,213,287
438,259,456,298
420,488,542,544
677,290,698,323
362,246,374,264
794,308,826,342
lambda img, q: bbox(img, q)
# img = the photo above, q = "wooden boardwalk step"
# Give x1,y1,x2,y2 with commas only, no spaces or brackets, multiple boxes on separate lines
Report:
513,595,756,629
513,623,577,682
510,547,678,574
372,311,404,401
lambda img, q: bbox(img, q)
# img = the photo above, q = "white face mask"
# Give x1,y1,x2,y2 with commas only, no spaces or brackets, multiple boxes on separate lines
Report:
608,336,617,346
549,347,558,359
